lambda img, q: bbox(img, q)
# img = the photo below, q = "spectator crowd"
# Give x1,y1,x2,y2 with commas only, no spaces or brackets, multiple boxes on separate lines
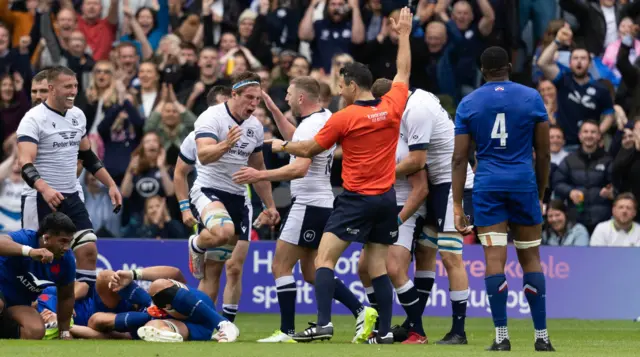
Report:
1,0,640,247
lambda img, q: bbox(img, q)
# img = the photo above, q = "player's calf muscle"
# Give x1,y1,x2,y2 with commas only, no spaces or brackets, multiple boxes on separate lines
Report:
88,313,115,331
272,242,303,278
386,247,410,287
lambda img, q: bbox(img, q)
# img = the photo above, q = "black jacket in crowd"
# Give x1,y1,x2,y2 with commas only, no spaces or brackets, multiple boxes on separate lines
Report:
552,147,613,232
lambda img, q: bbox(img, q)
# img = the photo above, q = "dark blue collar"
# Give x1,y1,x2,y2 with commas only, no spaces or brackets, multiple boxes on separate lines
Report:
297,108,325,122
353,99,381,107
224,102,243,125
43,101,66,117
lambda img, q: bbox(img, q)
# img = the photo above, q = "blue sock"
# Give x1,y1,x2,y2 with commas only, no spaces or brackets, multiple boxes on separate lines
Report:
450,289,469,336
523,272,547,334
333,277,364,318
396,281,425,336
117,282,152,308
403,270,434,329
76,269,97,287
315,267,335,326
485,274,509,342
371,274,393,336
275,275,296,335
222,304,238,322
114,311,152,333
365,287,379,330
172,288,226,329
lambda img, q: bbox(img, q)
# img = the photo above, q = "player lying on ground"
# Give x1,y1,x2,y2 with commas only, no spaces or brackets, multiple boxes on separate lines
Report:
233,80,377,343
452,46,554,351
189,72,280,326
35,265,183,339
0,212,76,340
88,267,239,342
266,7,414,345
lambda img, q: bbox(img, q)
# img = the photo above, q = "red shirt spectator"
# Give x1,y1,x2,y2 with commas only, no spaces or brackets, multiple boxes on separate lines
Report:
73,0,118,61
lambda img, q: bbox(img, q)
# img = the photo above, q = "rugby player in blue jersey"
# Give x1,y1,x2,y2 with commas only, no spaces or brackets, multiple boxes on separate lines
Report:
451,46,554,352
0,212,76,340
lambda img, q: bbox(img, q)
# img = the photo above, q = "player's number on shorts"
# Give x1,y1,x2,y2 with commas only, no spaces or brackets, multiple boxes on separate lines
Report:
491,113,508,147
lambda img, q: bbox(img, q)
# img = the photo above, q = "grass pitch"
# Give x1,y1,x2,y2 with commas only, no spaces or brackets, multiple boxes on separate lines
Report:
1,314,638,357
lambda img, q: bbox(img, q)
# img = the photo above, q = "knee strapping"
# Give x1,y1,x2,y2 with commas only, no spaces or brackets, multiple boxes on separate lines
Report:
513,239,541,249
204,244,235,262
437,236,463,254
203,208,233,231
72,229,97,250
418,226,439,248
478,232,508,247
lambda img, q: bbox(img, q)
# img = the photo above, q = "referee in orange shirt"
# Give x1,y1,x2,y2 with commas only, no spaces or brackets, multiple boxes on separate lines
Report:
266,7,414,345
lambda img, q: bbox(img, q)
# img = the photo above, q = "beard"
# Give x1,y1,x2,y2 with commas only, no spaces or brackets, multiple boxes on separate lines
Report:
572,69,588,79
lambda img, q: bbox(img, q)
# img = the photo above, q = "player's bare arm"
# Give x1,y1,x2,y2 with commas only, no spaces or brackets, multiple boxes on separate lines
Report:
247,151,280,225
396,149,427,177
233,157,312,184
17,141,64,211
398,169,429,223
57,281,75,339
173,158,197,227
262,90,296,141
79,137,122,213
391,7,413,84
537,24,572,80
268,138,326,158
109,266,186,292
534,121,551,201
452,134,472,235
196,126,242,165
0,235,53,262
76,160,83,177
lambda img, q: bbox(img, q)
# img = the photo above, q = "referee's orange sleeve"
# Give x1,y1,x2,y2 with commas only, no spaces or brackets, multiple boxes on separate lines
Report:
382,82,410,119
314,112,345,149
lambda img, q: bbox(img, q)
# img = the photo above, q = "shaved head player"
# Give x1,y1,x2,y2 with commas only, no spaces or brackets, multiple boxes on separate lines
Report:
452,47,555,352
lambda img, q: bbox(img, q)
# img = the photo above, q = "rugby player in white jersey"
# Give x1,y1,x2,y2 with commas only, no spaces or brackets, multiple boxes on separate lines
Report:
17,66,123,287
231,77,376,343
369,79,475,345
175,87,240,329
175,131,237,320
188,72,280,326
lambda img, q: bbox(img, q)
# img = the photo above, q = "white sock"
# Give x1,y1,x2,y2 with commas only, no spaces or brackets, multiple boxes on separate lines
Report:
535,329,548,342
191,235,205,253
495,326,509,343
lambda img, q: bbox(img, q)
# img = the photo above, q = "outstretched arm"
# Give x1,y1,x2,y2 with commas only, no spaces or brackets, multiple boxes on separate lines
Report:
391,7,413,85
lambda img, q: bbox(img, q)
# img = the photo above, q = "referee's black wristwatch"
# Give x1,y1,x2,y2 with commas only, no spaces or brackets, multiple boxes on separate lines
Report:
281,141,289,152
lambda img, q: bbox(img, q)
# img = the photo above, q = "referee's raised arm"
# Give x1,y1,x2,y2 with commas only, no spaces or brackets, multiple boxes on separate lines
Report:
392,7,413,85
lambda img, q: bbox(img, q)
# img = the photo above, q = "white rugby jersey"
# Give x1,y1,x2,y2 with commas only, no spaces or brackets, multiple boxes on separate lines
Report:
193,103,264,196
17,103,87,196
179,131,198,166
0,179,23,232
290,109,335,208
395,137,411,206
402,89,473,188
